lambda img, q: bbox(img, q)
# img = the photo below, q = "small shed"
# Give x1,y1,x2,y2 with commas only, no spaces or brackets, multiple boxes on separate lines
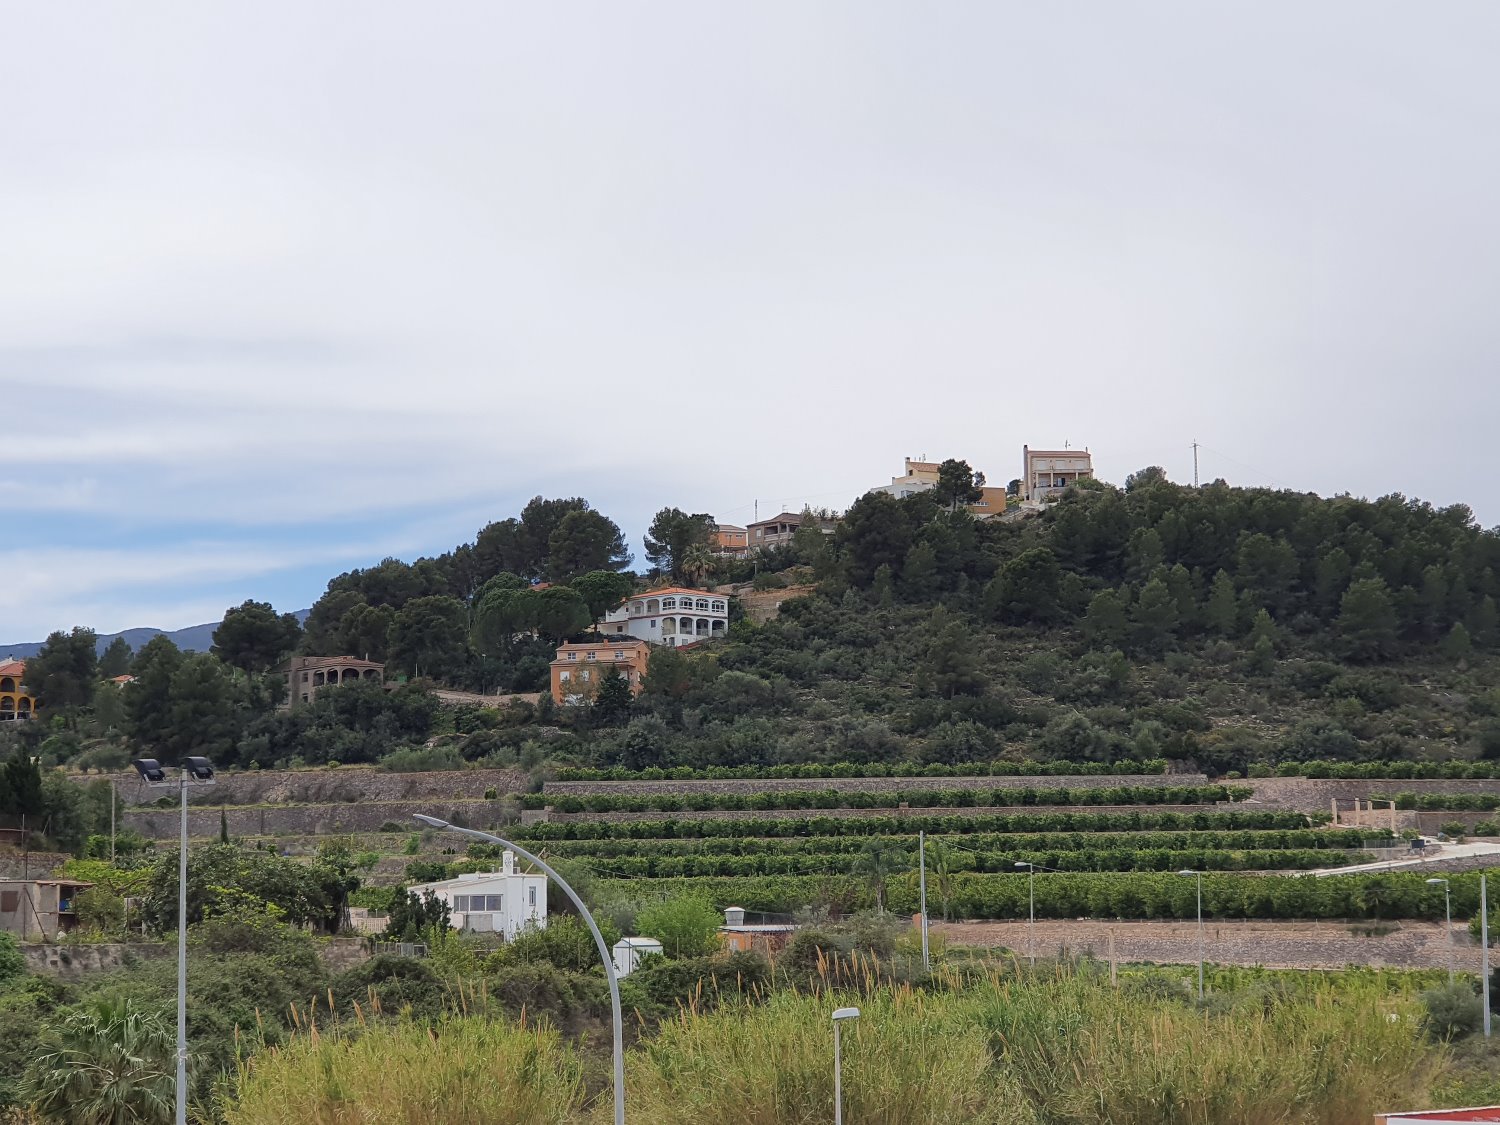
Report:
612,937,663,978
0,878,94,940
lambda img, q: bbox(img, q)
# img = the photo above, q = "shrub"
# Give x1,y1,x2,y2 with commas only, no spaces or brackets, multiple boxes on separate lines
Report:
1421,981,1483,1040
636,897,724,959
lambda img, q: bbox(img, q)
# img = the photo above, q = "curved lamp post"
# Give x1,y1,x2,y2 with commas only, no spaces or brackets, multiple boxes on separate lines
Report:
413,814,624,1125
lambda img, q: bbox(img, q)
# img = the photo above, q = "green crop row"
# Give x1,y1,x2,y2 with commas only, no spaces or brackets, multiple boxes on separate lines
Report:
515,809,1315,841
1386,792,1500,811
532,828,1387,860
595,869,1497,922
1301,760,1500,780
569,848,1361,880
551,759,1172,782
524,785,1249,814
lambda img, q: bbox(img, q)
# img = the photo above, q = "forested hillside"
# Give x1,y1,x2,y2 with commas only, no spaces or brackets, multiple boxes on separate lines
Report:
4,471,1499,791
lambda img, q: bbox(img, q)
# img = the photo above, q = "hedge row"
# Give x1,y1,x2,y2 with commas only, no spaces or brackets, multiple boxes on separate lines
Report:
571,848,1362,879
551,759,1173,782
516,810,1315,841
596,869,1499,922
1300,760,1500,780
533,828,1388,860
522,785,1249,814
1385,793,1500,812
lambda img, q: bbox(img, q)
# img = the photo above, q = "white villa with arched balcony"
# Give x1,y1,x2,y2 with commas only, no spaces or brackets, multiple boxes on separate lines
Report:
597,587,730,647
278,655,385,708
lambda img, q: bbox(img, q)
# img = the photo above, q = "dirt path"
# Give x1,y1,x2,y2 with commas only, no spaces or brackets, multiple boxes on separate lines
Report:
932,919,1488,972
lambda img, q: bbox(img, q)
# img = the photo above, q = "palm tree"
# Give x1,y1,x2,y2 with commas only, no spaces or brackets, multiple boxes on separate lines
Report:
21,997,175,1125
856,842,903,914
927,840,956,922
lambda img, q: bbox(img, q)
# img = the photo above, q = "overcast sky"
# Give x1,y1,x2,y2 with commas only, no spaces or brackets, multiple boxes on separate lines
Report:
3,2,1499,641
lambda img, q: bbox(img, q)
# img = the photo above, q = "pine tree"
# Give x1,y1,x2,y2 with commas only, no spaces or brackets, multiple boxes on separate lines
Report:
1204,570,1238,636
926,609,984,698
1338,577,1399,662
592,670,634,726
1442,621,1473,663
1083,590,1129,649
1130,576,1180,654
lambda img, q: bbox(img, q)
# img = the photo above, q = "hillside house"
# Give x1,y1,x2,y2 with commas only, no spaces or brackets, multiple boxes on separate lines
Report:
711,523,750,557
0,878,92,940
871,457,1011,519
1023,445,1094,503
278,655,385,708
596,587,729,647
0,660,40,722
551,638,650,706
404,853,547,939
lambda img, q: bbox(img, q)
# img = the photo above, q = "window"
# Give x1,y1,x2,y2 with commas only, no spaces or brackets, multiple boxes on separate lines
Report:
528,887,537,908
662,597,677,609
580,669,591,681
560,670,570,682
696,599,709,610
568,652,577,661
614,650,624,659
711,601,725,612
586,651,596,660
484,895,504,911
650,619,658,629
301,694,309,703
633,601,644,613
0,891,17,913
301,672,309,682
453,895,470,911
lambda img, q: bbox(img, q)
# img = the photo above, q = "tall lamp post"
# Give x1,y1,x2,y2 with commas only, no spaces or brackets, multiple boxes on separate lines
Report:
414,814,625,1125
918,831,929,973
1427,877,1454,984
133,756,216,1125
832,1006,860,1125
1014,861,1038,966
1177,869,1204,1000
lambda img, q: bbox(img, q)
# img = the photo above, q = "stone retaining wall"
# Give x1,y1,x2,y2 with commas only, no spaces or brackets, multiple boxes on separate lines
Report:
124,798,518,840
102,766,527,809
543,773,1209,798
0,851,70,878
1248,777,1500,812
23,938,370,980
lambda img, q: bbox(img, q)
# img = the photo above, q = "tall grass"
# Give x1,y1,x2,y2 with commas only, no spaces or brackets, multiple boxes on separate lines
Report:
973,969,1437,1125
225,1018,584,1125
623,988,1021,1125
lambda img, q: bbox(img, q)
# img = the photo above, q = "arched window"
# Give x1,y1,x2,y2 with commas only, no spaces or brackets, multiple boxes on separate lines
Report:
646,599,660,614
632,602,644,614
342,668,360,682
711,620,726,634
696,598,710,610
0,678,13,693
662,597,677,609
711,601,725,613
696,618,710,636
16,698,30,714
313,671,326,686
661,618,677,635
363,668,380,680
0,696,14,717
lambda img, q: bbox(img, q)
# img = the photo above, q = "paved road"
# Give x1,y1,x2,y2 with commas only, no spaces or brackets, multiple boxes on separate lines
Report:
1311,841,1500,877
933,918,1488,972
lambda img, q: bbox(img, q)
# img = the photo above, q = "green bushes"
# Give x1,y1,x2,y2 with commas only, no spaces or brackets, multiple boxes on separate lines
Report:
587,868,1499,922
1388,792,1500,811
552,759,1172,782
1304,760,1500,779
518,809,1311,842
523,784,1249,814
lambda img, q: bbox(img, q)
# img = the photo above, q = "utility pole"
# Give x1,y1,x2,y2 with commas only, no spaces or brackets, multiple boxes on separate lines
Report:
918,831,930,973
1192,441,1200,488
1483,874,1492,1039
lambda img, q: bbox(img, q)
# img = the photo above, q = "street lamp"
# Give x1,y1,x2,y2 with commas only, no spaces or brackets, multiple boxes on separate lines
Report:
1427,877,1454,984
1014,861,1038,966
832,1006,860,1125
1177,869,1204,1000
133,756,216,1125
414,814,625,1125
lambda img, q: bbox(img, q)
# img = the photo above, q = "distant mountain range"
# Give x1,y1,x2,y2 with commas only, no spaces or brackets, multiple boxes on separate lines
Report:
1,611,311,660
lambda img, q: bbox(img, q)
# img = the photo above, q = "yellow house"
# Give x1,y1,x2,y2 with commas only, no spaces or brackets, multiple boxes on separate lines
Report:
0,659,40,722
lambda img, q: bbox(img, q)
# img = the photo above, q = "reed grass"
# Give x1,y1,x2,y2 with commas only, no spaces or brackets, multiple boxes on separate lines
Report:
225,1017,585,1125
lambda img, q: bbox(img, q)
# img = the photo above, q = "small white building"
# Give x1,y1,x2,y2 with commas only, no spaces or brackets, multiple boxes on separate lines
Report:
1022,445,1094,504
404,851,547,939
596,587,730,647
612,936,664,978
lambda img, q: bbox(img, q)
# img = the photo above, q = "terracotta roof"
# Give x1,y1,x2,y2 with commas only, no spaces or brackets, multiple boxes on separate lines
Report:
635,587,719,599
746,513,803,528
0,659,26,678
554,638,648,651
109,675,136,684
282,656,385,671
